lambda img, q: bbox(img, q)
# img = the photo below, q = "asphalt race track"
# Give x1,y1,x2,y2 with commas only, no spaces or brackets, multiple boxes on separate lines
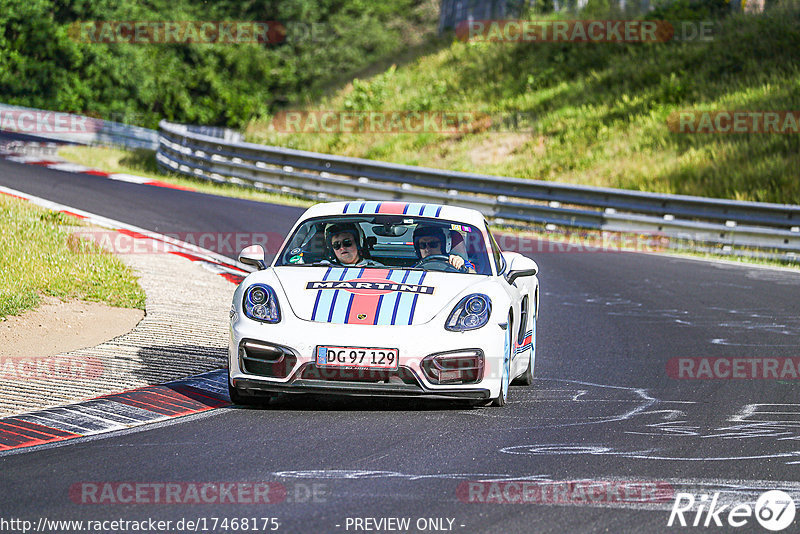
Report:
2,156,800,533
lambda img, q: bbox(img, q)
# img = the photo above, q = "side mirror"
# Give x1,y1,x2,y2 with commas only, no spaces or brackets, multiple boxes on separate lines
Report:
239,244,267,270
503,254,538,285
506,267,538,285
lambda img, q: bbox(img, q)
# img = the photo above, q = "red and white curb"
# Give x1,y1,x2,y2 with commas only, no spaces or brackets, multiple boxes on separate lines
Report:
0,185,257,452
0,370,230,454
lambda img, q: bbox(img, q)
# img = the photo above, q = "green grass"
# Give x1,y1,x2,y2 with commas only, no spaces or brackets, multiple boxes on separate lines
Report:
0,195,146,317
57,145,314,208
246,2,800,205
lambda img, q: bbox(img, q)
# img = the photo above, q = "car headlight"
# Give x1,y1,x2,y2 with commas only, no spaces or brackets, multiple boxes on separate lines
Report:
243,284,281,323
445,294,491,331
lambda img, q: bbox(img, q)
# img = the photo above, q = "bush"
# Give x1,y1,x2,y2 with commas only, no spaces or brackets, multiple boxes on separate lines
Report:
0,0,437,128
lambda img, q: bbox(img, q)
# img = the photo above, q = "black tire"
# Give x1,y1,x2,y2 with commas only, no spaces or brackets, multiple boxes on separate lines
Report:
228,381,271,407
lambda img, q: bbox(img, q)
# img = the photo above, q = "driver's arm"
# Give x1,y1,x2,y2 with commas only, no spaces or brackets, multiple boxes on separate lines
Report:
448,254,475,273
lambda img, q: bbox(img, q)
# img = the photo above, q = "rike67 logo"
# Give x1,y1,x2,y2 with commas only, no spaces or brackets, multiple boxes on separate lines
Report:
668,490,795,531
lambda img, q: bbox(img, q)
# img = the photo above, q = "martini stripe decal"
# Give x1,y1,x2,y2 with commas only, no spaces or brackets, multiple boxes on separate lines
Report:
360,201,381,214
330,268,362,323
377,202,407,214
326,268,349,322
346,268,391,324
340,202,444,217
372,270,393,325
515,330,534,353
310,268,432,325
311,267,334,321
407,272,427,325
391,270,423,325
389,271,413,325
405,203,424,216
375,270,407,325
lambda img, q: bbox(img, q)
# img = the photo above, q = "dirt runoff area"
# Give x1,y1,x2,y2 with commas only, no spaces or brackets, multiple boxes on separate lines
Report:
0,296,143,359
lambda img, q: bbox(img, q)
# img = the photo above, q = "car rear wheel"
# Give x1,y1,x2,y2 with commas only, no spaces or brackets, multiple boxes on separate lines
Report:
491,316,512,407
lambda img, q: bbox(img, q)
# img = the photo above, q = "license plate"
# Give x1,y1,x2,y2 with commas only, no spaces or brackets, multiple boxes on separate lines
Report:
316,346,399,370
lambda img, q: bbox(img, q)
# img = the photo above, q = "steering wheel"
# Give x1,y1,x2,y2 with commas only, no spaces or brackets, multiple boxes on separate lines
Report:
414,254,464,272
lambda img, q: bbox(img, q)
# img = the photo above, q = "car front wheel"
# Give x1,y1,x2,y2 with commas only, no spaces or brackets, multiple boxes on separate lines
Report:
491,316,512,407
512,312,535,386
228,380,272,407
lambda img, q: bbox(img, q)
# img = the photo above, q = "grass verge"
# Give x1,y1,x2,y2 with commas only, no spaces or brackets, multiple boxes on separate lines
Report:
0,195,146,318
245,3,800,205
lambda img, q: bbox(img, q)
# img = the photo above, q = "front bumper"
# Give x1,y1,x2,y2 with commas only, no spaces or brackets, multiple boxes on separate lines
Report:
233,373,490,400
229,314,506,400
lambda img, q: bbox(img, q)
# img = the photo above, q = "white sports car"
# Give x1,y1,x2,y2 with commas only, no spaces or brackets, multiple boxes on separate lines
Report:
228,201,539,406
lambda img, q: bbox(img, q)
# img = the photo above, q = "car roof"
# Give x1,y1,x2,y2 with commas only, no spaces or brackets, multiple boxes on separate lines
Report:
299,201,488,227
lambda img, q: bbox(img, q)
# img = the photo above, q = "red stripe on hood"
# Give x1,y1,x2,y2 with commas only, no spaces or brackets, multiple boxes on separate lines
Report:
346,269,391,324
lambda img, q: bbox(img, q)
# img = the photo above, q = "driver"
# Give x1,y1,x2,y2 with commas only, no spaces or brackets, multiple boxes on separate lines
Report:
326,223,383,267
413,226,475,273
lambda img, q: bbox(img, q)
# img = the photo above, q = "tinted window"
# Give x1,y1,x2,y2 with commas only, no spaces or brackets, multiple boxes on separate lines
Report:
276,215,492,275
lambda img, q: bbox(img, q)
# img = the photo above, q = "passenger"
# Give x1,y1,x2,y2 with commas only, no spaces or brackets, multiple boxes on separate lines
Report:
413,226,475,273
326,223,383,267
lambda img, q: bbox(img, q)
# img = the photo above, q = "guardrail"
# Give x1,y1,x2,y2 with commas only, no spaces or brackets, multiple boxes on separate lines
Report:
0,103,159,150
156,119,800,258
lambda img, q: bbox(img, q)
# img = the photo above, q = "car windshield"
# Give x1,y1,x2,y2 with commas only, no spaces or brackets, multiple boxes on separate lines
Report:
275,215,492,275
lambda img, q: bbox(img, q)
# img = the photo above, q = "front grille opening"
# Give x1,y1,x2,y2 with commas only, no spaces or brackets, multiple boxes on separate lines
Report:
240,340,297,379
299,364,419,385
421,350,484,385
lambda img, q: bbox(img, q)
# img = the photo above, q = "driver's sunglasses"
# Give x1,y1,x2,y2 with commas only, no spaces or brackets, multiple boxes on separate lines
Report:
418,240,440,250
332,239,354,250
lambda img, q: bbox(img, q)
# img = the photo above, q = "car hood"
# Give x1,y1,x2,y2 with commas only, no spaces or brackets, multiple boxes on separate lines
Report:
268,266,488,325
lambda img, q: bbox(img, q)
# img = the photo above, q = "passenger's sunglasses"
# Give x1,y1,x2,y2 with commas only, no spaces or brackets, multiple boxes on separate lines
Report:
418,240,441,250
332,239,354,250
